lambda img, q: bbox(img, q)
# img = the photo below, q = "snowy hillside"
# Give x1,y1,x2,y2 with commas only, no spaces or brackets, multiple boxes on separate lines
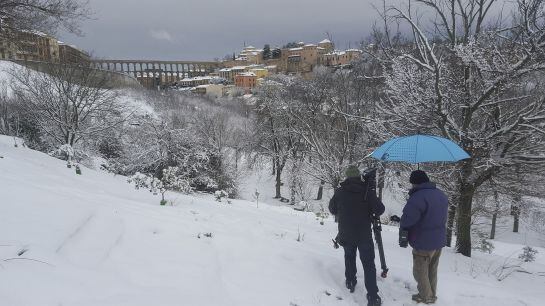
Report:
1,135,544,306
0,60,154,116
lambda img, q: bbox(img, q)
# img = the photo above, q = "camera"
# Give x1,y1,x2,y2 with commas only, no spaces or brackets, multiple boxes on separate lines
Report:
361,167,377,201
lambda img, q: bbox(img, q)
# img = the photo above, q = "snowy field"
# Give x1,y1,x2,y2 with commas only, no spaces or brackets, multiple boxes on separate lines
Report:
1,135,544,306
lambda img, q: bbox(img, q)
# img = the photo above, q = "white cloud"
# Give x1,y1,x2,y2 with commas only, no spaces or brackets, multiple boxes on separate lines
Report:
149,29,174,42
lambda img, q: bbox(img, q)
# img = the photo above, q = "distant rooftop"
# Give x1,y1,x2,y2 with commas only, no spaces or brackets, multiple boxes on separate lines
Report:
180,76,213,82
238,72,256,77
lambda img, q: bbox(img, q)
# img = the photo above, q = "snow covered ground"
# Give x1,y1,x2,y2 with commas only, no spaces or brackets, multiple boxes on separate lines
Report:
1,135,545,306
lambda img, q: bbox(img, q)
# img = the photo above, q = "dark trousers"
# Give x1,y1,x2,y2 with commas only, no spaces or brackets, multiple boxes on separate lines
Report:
343,239,379,297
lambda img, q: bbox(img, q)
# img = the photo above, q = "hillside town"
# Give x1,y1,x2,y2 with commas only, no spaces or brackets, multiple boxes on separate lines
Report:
0,27,363,97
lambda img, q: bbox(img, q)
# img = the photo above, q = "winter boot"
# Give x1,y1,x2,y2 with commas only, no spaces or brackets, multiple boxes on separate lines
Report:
345,279,357,293
412,294,436,304
367,294,382,306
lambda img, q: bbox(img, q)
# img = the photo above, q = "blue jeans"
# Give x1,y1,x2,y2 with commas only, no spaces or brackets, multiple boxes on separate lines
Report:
343,239,379,298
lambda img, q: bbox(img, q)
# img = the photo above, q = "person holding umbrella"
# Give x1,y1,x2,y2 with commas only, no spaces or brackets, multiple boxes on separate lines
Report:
399,170,448,304
370,134,469,304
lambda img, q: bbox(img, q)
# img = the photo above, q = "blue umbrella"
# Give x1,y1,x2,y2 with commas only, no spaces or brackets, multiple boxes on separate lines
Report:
371,134,470,164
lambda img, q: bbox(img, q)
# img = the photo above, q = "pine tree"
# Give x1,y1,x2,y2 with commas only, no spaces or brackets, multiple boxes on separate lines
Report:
263,44,271,60
271,48,281,59
283,42,299,48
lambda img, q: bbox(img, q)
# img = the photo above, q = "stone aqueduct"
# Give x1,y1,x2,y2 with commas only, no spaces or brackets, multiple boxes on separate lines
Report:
91,59,222,88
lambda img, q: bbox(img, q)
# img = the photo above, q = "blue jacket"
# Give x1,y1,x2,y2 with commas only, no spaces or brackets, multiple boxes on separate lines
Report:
400,182,448,251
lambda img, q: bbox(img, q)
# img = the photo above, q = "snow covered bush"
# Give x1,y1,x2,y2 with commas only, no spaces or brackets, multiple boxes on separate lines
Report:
519,246,538,263
109,104,238,195
474,232,495,254
127,172,151,190
214,190,229,202
315,205,329,225
128,167,193,205
50,144,75,162
127,173,165,205
162,167,193,194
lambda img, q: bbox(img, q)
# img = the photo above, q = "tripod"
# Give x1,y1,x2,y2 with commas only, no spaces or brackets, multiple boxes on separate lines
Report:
363,168,389,278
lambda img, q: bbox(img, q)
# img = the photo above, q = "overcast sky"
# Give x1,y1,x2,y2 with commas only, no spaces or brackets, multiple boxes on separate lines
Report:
58,0,384,61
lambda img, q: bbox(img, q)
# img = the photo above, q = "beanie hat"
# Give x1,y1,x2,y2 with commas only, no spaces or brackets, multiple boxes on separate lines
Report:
345,165,361,178
410,170,430,185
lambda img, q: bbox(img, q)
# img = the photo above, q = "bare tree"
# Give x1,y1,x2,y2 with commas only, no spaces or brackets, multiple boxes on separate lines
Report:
0,0,89,37
254,76,302,199
10,63,128,149
283,67,380,189
373,0,545,256
0,83,20,136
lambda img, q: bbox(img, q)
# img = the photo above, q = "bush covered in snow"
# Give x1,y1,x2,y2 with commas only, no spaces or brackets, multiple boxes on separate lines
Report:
214,190,229,202
128,167,194,205
519,246,539,263
109,90,252,198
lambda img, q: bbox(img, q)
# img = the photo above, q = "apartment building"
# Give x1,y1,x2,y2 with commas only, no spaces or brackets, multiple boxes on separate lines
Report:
136,71,179,89
178,76,213,87
58,43,91,64
280,42,330,74
321,49,363,67
318,39,334,53
219,65,251,83
234,72,257,91
192,84,228,99
238,45,263,65
249,67,268,79
0,30,60,62
0,29,89,65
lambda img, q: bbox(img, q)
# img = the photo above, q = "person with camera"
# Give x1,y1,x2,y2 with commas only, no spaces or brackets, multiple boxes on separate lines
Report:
399,170,449,304
329,165,385,306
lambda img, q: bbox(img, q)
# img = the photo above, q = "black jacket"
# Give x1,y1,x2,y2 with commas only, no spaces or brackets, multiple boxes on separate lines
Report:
329,177,385,245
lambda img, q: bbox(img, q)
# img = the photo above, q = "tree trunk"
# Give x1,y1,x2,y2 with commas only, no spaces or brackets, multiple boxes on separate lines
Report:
513,211,519,233
289,162,297,205
490,191,499,239
455,185,475,257
272,157,276,176
513,193,521,233
234,149,239,171
316,181,324,200
446,204,456,247
490,213,497,239
274,158,282,199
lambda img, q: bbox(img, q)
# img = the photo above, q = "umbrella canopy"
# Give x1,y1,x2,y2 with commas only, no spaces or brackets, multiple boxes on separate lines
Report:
371,135,470,164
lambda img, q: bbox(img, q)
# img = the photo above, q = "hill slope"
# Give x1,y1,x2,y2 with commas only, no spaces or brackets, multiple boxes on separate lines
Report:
0,135,544,306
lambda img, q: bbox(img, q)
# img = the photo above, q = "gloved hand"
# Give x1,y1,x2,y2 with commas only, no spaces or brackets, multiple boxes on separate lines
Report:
390,215,401,223
399,229,409,248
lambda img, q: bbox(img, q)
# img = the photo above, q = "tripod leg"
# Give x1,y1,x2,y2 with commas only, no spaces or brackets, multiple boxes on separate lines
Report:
373,226,389,278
